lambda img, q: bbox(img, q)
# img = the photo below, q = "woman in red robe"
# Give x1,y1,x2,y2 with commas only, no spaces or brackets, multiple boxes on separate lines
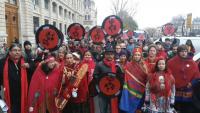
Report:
56,47,66,67
28,56,62,113
145,44,158,73
120,48,149,113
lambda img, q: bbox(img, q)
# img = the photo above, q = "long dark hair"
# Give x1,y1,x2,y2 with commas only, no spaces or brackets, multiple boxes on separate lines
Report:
154,58,168,73
186,39,195,50
4,43,22,58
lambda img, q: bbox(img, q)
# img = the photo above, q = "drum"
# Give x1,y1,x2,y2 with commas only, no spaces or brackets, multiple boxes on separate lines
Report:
96,73,122,98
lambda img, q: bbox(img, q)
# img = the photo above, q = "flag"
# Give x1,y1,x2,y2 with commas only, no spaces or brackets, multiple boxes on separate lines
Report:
119,72,144,113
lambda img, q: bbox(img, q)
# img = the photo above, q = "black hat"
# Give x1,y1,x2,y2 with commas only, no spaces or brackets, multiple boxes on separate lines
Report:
155,41,162,45
105,47,114,53
119,50,128,57
23,40,32,47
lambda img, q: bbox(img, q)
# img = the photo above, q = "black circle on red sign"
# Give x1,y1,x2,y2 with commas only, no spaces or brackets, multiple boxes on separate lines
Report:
162,23,176,36
36,24,64,52
96,73,122,98
102,15,123,36
89,26,105,44
67,23,85,41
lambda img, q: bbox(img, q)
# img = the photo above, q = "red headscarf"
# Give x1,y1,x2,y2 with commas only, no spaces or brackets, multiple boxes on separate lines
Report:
132,47,142,55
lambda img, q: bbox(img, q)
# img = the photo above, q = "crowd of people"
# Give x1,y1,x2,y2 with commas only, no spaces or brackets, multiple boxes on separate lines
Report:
0,36,200,113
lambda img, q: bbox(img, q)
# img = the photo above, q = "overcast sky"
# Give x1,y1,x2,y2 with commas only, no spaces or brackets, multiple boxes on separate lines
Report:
95,0,200,29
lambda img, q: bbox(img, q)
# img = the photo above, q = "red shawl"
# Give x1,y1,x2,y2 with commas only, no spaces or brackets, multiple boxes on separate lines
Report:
149,71,175,97
125,61,149,93
103,59,118,113
157,50,168,59
168,55,200,88
3,57,28,113
145,56,158,73
71,59,95,103
28,63,62,113
82,58,96,82
81,58,96,113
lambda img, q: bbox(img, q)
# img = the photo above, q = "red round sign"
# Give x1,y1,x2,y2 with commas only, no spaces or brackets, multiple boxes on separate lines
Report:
102,15,123,36
162,23,176,36
89,26,105,44
36,24,63,51
99,76,121,96
67,23,85,41
127,30,134,38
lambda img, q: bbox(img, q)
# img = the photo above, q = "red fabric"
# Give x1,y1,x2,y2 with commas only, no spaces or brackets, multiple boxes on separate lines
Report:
157,50,167,59
103,59,116,73
145,57,158,73
57,58,65,68
132,47,142,54
103,59,118,113
82,58,96,113
149,71,175,97
28,63,62,113
82,58,96,82
198,62,200,71
168,55,200,88
3,57,28,113
125,61,149,92
78,46,88,56
71,59,95,103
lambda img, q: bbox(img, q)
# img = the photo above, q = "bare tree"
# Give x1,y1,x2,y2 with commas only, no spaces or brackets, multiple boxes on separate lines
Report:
111,0,138,17
145,27,157,38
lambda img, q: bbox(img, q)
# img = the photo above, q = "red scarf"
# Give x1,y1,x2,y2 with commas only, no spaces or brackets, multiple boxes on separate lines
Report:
149,71,174,97
3,57,28,113
103,59,118,113
149,71,175,108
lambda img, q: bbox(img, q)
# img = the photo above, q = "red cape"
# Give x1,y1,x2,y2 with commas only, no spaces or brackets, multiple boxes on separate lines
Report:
28,63,62,113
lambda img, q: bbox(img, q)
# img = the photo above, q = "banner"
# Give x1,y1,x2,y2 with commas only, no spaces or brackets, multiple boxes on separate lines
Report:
186,13,192,29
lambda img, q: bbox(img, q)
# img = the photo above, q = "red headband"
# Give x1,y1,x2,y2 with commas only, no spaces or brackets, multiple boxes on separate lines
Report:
132,47,142,54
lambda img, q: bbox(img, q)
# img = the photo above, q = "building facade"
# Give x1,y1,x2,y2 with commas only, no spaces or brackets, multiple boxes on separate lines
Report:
171,16,186,36
192,17,200,36
0,0,97,47
83,0,97,32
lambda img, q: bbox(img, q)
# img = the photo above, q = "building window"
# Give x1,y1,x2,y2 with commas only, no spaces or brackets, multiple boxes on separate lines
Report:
64,9,67,19
68,11,71,19
44,19,49,24
72,14,75,20
52,2,57,13
44,0,49,9
59,23,62,31
33,16,40,34
88,15,91,20
33,0,39,6
53,21,56,27
59,6,63,16
65,24,67,35
10,0,17,5
85,15,87,20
